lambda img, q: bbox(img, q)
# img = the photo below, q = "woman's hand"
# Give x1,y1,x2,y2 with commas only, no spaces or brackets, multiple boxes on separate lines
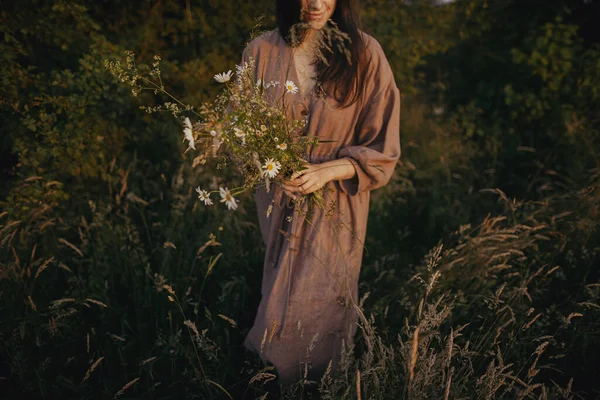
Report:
281,158,357,200
282,163,331,199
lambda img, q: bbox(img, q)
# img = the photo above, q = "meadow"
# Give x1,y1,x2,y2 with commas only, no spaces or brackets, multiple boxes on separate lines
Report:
1,1,599,399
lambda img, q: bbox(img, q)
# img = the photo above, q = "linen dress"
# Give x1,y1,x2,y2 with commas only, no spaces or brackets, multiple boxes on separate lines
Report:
241,28,401,384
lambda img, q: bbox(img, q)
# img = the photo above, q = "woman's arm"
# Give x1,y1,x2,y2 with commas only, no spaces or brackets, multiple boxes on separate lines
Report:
281,158,357,199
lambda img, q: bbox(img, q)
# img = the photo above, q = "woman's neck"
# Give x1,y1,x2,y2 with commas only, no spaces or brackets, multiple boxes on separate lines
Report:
297,29,321,52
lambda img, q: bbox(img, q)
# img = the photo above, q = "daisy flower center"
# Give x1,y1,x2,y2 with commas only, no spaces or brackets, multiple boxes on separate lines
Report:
267,165,274,171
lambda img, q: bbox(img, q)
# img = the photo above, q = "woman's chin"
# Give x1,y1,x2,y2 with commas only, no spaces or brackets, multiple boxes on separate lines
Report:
306,20,328,30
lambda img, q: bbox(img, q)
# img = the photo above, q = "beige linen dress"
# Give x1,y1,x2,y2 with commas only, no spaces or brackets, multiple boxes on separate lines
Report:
241,28,401,384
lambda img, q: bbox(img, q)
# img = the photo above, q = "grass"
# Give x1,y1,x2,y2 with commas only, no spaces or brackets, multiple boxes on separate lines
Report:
1,98,599,400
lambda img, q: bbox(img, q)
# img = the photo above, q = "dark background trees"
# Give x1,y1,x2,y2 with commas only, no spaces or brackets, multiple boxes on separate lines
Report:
1,0,599,398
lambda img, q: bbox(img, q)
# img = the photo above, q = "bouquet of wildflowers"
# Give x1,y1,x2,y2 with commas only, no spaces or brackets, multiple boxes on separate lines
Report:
105,51,319,211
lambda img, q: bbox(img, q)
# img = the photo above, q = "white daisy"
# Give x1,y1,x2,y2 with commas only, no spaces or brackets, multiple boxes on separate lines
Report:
219,187,238,210
233,127,246,144
195,187,213,206
285,80,298,94
276,143,288,151
214,70,233,83
262,158,282,179
183,117,195,150
210,130,217,137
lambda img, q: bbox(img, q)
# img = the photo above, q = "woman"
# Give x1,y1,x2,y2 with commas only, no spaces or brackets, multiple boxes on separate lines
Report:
242,0,401,386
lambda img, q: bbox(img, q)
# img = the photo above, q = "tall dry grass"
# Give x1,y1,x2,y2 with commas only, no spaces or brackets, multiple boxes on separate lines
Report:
1,101,598,399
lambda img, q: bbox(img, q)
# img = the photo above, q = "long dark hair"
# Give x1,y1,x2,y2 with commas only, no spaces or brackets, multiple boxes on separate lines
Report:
276,0,366,108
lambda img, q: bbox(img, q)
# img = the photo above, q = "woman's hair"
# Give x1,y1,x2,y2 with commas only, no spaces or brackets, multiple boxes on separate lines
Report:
276,0,367,108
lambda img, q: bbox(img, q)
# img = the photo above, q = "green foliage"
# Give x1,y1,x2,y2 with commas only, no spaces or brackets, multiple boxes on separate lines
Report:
362,0,457,96
1,0,599,399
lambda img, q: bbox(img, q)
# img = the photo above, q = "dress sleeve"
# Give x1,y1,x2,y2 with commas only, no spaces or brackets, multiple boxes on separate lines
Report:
337,42,401,196
241,45,250,64
239,41,262,87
